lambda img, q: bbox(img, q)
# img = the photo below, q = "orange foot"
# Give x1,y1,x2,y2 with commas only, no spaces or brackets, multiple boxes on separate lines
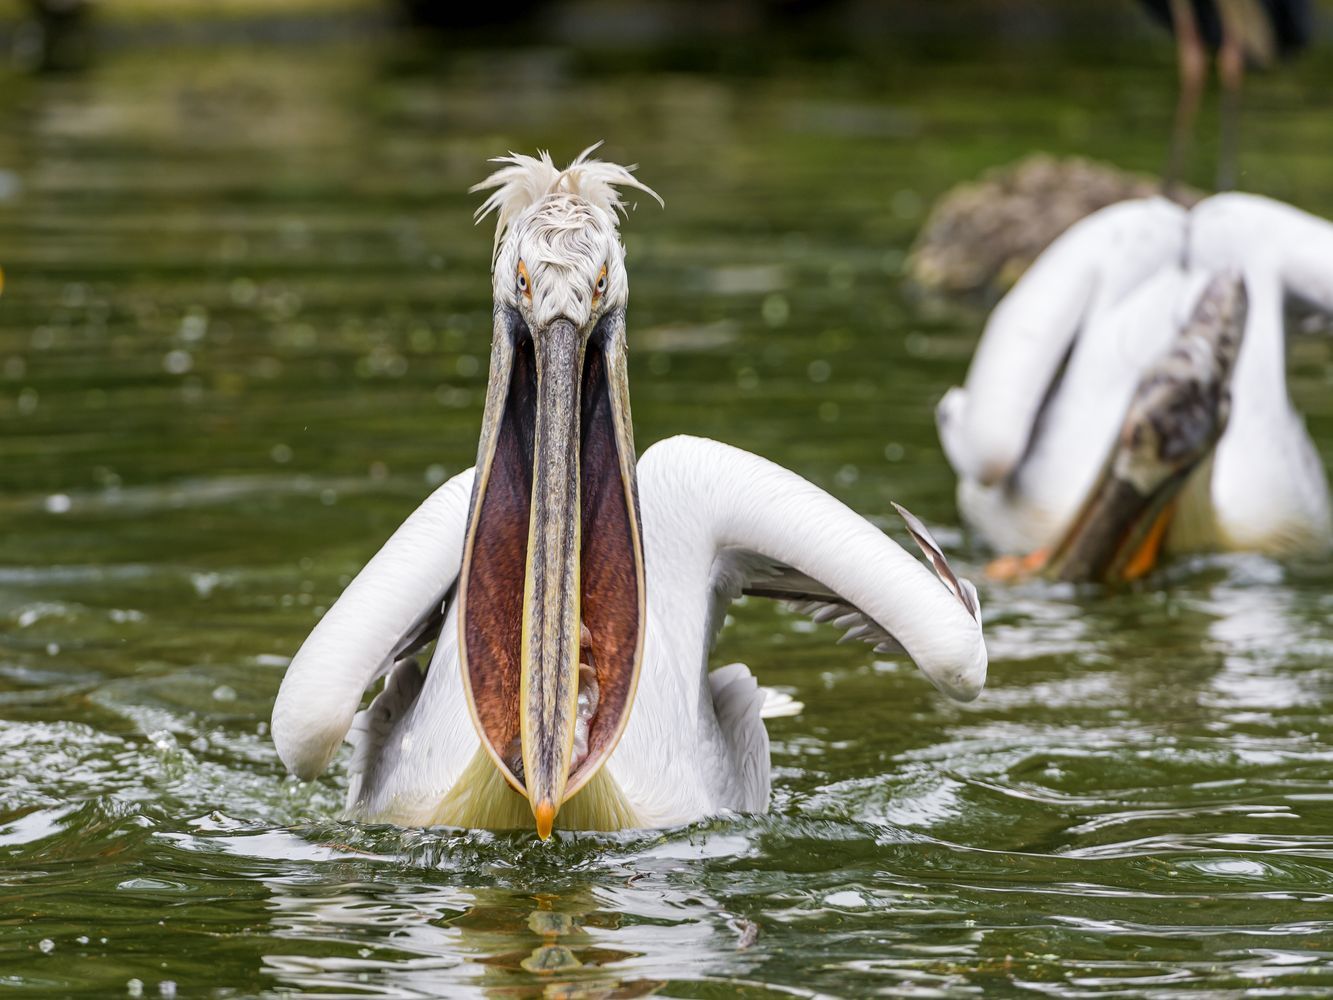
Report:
985,547,1050,582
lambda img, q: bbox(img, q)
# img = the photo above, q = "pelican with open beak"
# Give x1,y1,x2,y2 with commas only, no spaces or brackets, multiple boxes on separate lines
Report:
271,146,987,837
455,156,650,838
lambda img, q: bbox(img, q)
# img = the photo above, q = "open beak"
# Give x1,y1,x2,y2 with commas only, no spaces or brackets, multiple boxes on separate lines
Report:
1044,274,1247,583
457,307,646,839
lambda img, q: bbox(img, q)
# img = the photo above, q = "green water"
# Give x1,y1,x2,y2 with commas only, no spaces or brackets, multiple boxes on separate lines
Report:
3,27,1333,998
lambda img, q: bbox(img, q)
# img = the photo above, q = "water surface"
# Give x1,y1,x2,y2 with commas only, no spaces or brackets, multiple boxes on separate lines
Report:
2,28,1333,998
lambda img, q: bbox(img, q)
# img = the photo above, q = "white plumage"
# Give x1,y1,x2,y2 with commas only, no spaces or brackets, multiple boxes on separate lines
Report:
273,436,986,829
938,192,1332,558
472,141,660,329
272,146,987,833
471,141,662,257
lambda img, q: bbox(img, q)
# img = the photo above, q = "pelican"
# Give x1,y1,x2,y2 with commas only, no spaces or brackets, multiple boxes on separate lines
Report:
938,192,1332,581
272,146,987,838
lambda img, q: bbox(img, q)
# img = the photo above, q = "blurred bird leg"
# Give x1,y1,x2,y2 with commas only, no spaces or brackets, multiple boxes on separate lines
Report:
1165,0,1207,198
1216,8,1247,190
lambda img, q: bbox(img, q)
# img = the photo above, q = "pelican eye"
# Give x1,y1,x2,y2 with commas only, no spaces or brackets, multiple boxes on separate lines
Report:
593,265,608,299
516,261,531,297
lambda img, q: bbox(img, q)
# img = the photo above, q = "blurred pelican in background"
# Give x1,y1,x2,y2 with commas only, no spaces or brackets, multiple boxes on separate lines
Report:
272,146,987,838
937,192,1332,583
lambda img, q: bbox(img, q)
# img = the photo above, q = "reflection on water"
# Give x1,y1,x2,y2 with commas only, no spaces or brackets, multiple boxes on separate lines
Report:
261,878,674,996
1,20,1332,999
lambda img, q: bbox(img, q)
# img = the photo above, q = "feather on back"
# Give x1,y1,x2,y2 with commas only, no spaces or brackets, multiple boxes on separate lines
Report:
470,141,662,261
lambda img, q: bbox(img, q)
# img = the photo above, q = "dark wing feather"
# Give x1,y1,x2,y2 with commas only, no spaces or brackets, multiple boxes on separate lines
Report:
891,503,981,622
736,504,980,653
743,569,907,655
387,584,454,665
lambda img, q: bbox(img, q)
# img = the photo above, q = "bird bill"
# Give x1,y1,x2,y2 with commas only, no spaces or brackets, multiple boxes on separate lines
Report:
1044,273,1247,583
457,307,645,838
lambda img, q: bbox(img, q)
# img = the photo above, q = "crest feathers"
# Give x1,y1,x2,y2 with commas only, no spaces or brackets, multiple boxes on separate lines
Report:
470,141,663,256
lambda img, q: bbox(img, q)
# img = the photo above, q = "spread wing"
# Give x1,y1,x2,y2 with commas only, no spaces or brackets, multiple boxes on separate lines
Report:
271,469,475,780
645,434,986,701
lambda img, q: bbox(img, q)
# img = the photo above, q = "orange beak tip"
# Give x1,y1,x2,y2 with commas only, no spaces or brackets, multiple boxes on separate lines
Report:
534,801,556,841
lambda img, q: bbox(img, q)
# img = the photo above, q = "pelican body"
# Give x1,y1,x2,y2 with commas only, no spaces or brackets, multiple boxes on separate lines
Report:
938,193,1332,579
272,148,987,837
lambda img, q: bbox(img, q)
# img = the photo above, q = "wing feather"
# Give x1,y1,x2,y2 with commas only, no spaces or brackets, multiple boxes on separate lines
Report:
737,504,981,655
891,503,981,621
641,435,986,703
271,469,475,781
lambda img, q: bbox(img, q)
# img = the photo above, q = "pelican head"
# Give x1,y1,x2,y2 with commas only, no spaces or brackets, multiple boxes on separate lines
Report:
457,145,661,838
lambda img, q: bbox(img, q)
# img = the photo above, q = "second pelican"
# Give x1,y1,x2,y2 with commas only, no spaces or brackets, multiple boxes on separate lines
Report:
938,193,1332,581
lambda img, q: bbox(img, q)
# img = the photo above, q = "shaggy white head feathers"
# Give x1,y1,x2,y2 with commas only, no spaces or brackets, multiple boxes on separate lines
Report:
471,143,662,330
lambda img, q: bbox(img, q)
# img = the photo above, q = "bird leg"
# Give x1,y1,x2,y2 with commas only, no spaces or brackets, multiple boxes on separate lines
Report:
1216,16,1247,191
1164,0,1207,199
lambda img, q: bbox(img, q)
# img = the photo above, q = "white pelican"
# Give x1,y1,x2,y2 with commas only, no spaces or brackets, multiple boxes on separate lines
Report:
937,192,1332,581
272,146,987,838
